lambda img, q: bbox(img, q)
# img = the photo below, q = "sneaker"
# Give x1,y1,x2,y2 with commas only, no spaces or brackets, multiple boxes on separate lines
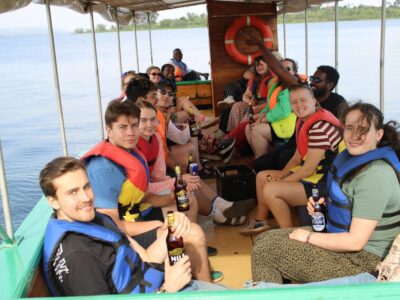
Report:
239,219,272,235
214,215,247,226
200,117,219,129
376,234,400,282
207,246,218,257
223,147,236,164
217,96,235,111
218,137,235,155
211,270,224,283
221,198,256,219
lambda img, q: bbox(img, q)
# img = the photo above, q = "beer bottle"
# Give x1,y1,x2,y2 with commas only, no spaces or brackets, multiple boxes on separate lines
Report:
188,107,199,137
174,165,190,211
166,211,185,265
248,102,255,125
186,154,193,174
311,184,326,232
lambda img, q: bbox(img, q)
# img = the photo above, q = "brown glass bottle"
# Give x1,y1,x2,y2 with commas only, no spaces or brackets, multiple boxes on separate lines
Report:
174,165,190,211
248,102,255,125
186,154,193,174
188,107,200,137
166,211,185,265
311,184,326,232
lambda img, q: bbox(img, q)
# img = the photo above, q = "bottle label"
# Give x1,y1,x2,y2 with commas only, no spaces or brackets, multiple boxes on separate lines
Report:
312,212,326,232
190,124,200,136
176,190,189,208
168,248,185,264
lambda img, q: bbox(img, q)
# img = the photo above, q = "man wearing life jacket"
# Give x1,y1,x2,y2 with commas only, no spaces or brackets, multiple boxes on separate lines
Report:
170,48,209,81
40,157,225,296
82,100,213,282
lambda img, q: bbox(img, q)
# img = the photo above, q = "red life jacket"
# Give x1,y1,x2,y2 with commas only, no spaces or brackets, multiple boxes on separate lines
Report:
82,141,150,221
136,136,159,173
296,108,342,160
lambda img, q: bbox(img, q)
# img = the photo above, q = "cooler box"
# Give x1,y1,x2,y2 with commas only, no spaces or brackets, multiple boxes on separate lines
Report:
215,165,256,202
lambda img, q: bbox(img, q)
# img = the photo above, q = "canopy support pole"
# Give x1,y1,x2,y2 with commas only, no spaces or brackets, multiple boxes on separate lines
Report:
334,0,339,92
379,0,386,113
0,139,14,244
147,12,154,65
133,11,140,72
90,7,104,139
45,0,68,156
283,1,287,58
116,9,123,77
304,0,309,76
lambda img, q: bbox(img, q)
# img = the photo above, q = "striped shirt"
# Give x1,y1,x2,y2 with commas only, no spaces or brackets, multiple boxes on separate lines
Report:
308,120,341,151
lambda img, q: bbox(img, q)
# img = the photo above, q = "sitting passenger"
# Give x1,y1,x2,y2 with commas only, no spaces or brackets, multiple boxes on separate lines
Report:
241,84,342,234
82,100,212,282
252,102,400,283
40,157,226,296
169,48,209,81
136,100,255,226
146,65,162,84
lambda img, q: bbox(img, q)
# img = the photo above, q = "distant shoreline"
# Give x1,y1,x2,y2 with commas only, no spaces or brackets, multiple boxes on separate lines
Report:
74,5,400,34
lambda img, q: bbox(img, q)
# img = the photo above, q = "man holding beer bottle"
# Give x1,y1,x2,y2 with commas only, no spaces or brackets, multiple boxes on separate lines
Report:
83,100,213,282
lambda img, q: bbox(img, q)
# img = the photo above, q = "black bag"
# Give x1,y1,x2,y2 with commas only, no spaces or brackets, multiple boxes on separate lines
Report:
215,165,256,202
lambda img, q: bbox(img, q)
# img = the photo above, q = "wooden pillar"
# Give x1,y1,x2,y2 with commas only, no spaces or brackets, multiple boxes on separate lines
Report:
206,0,278,115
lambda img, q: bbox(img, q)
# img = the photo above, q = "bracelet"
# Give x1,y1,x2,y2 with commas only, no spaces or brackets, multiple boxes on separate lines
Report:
305,232,313,243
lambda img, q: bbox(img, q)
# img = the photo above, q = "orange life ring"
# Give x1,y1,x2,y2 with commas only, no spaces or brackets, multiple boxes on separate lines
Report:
224,16,273,65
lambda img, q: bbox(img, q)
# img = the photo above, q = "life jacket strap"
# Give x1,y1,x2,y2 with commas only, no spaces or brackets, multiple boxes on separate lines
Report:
327,214,350,231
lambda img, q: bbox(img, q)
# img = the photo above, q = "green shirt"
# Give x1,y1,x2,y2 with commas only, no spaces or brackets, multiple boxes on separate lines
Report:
342,159,400,258
260,88,291,123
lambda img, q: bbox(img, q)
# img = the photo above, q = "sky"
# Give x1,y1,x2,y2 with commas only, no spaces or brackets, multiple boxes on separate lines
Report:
0,0,393,32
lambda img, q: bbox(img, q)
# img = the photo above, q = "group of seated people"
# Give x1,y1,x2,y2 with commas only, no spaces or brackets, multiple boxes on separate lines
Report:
39,43,400,296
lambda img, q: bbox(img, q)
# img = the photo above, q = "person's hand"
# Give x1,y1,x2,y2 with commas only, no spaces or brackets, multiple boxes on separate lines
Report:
163,255,192,292
182,174,201,192
289,228,310,243
164,211,191,239
307,196,326,216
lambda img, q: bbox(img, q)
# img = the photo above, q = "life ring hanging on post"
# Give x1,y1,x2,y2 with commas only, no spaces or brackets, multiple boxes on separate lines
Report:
224,16,273,65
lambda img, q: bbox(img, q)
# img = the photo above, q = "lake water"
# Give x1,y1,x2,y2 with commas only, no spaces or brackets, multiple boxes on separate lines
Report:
0,19,399,233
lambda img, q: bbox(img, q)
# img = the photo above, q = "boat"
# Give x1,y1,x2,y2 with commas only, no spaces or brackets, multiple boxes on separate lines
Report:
1,0,400,299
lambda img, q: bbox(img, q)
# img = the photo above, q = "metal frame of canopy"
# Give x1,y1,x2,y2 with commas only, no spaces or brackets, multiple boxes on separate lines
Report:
0,0,388,260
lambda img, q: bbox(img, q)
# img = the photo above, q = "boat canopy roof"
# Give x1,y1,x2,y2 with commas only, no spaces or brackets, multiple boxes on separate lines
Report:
1,0,335,25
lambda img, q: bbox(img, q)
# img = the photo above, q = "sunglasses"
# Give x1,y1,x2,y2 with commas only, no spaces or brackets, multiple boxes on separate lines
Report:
159,90,175,97
309,76,327,84
150,72,161,76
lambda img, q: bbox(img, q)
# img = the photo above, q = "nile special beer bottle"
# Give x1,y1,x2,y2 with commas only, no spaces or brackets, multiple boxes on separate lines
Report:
174,165,190,211
186,153,193,174
311,184,326,232
166,211,185,265
188,107,200,137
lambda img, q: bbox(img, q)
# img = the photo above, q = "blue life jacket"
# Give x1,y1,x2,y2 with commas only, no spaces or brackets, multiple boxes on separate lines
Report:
42,213,164,296
326,146,400,233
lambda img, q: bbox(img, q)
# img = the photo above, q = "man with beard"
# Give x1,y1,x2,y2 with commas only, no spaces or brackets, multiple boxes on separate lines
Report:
310,65,348,119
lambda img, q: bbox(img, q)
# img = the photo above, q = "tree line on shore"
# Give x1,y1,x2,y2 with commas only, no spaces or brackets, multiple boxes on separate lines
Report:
74,4,400,34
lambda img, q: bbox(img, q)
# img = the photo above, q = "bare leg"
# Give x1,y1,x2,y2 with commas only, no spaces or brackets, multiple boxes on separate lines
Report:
161,192,199,223
174,110,190,123
168,143,200,171
245,124,255,154
176,96,203,119
254,170,282,221
251,123,272,158
194,179,216,215
263,181,308,228
184,223,211,281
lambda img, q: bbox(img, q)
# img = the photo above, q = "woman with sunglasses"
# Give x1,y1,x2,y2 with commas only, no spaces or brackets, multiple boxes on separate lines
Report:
146,66,162,84
252,102,400,284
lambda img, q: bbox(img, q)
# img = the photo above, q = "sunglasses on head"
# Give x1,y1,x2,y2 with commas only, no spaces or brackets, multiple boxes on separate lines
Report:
121,70,136,79
150,72,161,76
159,90,175,97
309,76,327,84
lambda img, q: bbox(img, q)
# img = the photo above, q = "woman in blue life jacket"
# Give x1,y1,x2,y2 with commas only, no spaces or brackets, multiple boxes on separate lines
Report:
251,102,400,283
